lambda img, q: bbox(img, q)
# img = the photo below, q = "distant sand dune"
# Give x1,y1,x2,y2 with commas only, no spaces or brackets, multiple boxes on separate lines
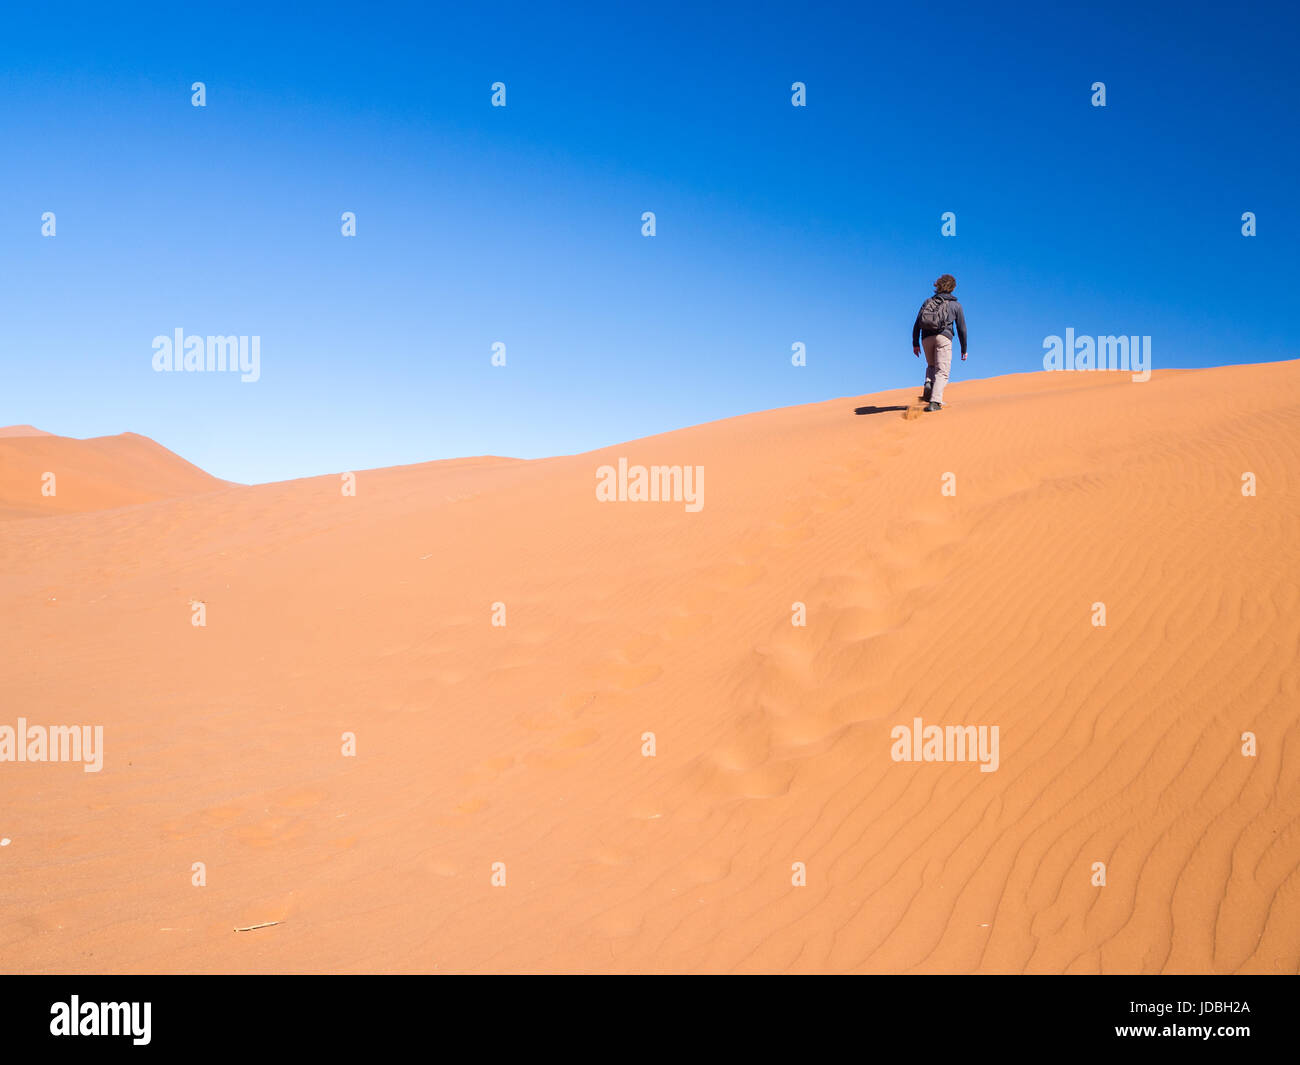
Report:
0,364,1296,973
0,429,231,518
0,424,54,438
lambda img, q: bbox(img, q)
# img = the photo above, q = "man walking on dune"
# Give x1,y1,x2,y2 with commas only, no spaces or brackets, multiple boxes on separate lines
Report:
912,274,968,411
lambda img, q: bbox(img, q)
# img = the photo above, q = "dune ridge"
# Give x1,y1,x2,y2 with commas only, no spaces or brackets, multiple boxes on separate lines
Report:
0,425,54,438
0,363,1297,974
0,429,232,519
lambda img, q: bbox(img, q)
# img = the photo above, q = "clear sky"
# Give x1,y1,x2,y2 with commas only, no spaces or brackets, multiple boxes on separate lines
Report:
2,0,1296,484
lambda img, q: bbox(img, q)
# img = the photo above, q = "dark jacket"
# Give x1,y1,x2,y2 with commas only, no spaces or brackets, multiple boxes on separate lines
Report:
912,292,967,354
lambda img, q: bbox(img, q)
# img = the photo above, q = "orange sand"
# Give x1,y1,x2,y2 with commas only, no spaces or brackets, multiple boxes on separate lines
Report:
1,363,1297,973
0,430,229,519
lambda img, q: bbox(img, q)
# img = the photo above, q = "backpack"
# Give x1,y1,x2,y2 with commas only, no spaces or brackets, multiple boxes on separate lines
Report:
918,295,955,333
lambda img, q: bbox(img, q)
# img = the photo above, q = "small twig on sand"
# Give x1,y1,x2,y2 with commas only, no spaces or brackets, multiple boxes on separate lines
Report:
234,921,281,932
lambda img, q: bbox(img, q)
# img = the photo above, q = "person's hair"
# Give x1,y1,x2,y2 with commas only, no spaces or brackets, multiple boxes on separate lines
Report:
934,274,956,293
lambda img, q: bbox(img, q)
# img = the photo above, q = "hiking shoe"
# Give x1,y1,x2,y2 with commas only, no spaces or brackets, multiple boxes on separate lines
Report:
925,401,943,412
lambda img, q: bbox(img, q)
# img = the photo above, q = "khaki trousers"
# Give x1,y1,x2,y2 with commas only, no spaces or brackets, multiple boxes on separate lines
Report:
923,333,953,404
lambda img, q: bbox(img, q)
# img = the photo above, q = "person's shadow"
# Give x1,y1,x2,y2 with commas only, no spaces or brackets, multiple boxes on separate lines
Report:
854,404,909,416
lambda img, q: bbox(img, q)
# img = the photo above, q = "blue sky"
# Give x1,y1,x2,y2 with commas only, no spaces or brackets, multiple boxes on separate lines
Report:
2,0,1296,483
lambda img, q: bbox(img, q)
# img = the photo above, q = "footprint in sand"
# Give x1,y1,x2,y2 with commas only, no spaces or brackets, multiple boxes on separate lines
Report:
234,815,310,849
591,661,663,691
733,762,796,798
699,561,766,589
590,901,647,938
200,803,244,827
514,706,579,732
610,631,664,663
765,523,816,545
809,494,854,515
457,753,520,787
655,612,711,640
823,604,911,643
554,727,601,749
683,856,732,884
588,843,633,867
521,747,594,770
710,710,772,771
274,787,329,810
680,752,794,800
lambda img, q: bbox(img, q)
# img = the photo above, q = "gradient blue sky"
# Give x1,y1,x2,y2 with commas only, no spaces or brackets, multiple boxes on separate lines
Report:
3,0,1296,484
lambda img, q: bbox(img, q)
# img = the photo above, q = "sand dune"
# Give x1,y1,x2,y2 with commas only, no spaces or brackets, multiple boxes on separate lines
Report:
0,429,231,519
1,363,1297,974
0,425,54,438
